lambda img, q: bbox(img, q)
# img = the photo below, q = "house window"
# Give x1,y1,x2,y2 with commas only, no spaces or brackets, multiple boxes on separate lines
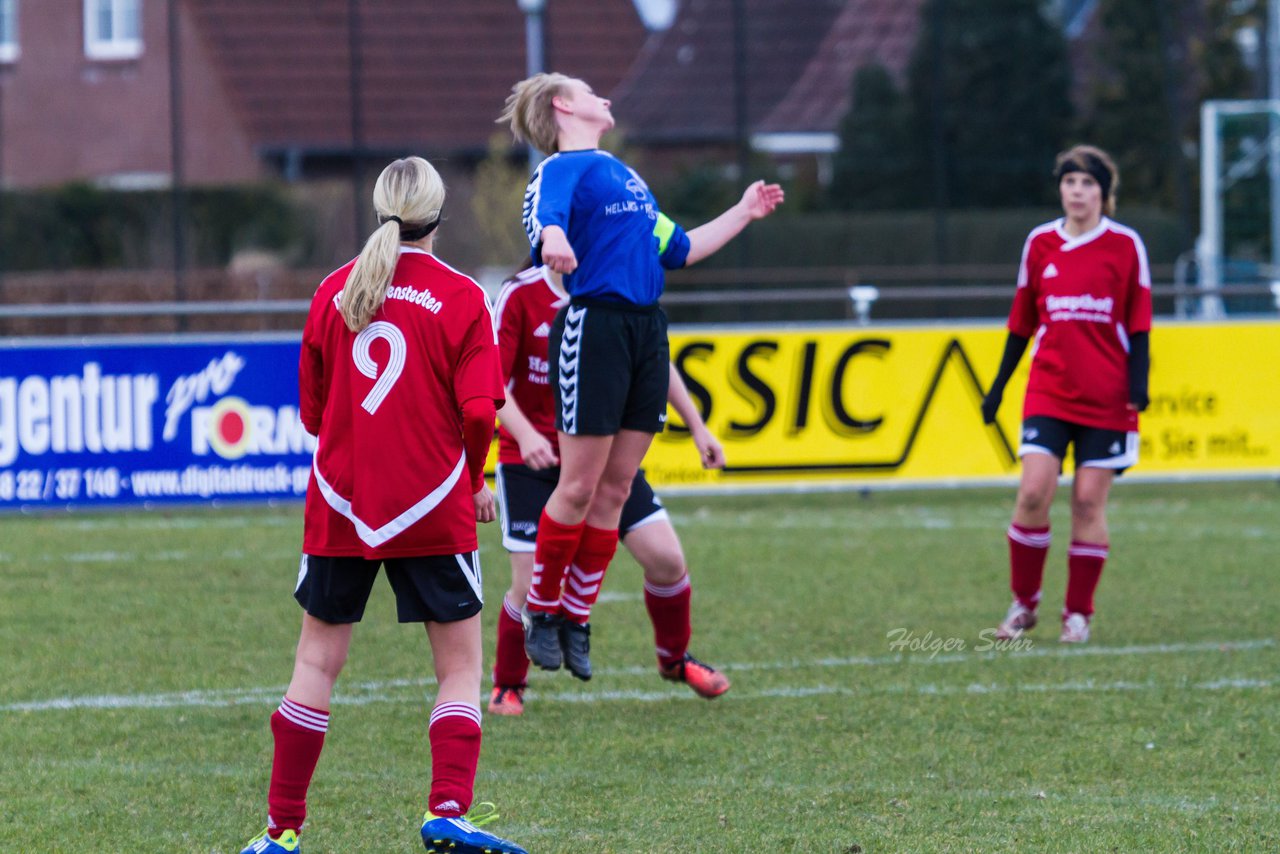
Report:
84,0,142,60
0,0,18,63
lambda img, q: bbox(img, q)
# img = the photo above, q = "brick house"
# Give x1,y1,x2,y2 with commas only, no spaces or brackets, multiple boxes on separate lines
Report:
0,0,648,189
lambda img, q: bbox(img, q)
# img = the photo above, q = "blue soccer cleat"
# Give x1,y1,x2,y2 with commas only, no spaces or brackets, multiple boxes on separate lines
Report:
421,811,529,854
240,827,300,853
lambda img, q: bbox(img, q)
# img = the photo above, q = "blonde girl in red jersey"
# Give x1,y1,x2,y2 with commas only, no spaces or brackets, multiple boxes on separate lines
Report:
238,157,526,854
982,145,1152,644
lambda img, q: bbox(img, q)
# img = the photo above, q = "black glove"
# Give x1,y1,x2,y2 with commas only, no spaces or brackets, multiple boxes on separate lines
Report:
981,390,1002,424
1128,331,1150,412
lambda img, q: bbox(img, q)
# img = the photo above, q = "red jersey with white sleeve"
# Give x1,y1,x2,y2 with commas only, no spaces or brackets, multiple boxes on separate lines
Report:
299,247,505,558
1008,217,1152,432
492,266,566,465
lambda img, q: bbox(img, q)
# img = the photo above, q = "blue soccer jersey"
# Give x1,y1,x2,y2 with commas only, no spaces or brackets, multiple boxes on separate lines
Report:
522,150,691,305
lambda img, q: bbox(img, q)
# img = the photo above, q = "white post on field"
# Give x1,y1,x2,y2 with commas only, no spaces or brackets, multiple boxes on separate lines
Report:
1199,100,1223,319
1270,0,1280,305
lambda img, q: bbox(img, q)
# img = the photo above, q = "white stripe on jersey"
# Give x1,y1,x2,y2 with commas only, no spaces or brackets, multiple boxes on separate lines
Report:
522,156,554,246
1105,220,1152,288
420,250,501,344
1016,220,1061,288
492,266,550,336
313,446,466,548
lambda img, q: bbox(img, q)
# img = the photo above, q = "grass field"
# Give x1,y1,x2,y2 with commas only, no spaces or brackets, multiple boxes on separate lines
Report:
1,480,1278,853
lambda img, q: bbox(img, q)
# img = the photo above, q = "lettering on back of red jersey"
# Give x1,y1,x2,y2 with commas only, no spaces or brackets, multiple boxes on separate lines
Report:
331,286,445,315
1044,294,1115,323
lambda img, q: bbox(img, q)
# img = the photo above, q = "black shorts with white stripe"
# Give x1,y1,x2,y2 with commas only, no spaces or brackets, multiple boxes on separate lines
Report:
495,463,669,553
1018,415,1139,473
294,552,484,624
549,297,669,435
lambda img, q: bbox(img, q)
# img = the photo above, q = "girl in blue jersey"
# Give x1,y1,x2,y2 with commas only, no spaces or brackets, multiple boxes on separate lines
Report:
499,72,783,678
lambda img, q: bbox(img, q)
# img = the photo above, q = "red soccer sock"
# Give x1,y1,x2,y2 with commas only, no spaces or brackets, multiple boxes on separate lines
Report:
267,697,329,837
1065,540,1108,617
1007,523,1050,609
644,573,692,670
526,510,585,614
492,595,531,688
560,525,619,624
427,703,482,818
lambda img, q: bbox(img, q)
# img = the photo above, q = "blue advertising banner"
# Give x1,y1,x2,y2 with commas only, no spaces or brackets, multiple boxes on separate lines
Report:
0,334,314,509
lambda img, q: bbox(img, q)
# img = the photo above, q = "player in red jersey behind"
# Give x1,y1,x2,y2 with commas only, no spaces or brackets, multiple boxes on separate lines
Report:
486,265,730,716
237,157,526,854
982,145,1152,645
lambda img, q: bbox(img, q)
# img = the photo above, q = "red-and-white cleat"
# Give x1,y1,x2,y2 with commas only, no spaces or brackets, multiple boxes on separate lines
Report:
995,600,1038,640
1059,612,1091,644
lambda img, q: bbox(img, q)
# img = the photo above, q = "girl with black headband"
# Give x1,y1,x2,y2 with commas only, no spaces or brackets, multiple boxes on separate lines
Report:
981,144,1152,645
237,156,528,854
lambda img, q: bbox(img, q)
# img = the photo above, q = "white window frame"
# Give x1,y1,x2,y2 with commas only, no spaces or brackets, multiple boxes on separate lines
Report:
0,0,18,64
84,0,142,61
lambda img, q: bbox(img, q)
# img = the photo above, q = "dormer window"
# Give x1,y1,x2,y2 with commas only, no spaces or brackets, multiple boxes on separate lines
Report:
85,0,141,61
0,0,18,63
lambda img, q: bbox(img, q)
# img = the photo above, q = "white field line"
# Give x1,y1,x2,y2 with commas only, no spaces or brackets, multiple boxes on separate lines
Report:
2,639,1272,714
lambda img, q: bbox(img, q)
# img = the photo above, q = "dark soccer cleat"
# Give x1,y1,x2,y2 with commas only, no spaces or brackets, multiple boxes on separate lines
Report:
421,814,529,854
240,828,300,854
521,607,563,671
659,653,730,699
487,685,525,716
559,620,592,681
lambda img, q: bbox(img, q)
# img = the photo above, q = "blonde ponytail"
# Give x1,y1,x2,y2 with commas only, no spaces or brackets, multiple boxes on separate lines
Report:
340,156,446,331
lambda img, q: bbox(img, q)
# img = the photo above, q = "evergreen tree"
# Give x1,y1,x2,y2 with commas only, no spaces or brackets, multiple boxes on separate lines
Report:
829,65,923,209
1083,0,1253,222
906,0,1074,208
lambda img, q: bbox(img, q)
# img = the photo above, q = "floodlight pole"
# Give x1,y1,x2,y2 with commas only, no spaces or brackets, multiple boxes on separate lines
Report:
518,0,546,175
168,0,188,330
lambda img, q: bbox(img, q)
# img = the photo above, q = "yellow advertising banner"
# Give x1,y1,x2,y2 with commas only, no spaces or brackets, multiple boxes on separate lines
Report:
622,320,1280,491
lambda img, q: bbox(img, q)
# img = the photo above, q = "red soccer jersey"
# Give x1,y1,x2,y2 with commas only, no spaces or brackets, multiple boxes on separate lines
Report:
299,248,505,558
492,266,566,465
1008,217,1152,432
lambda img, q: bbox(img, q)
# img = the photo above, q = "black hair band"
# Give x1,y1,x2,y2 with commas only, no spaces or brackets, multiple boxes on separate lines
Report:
380,214,441,241
1055,157,1111,201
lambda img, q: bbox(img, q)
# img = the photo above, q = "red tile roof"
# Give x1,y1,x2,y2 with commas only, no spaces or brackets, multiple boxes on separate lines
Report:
187,0,647,154
759,0,923,134
609,0,845,143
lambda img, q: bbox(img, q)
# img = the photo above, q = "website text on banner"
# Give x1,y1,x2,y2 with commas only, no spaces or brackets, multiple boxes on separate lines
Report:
638,321,1279,490
0,339,314,508
3,323,1275,508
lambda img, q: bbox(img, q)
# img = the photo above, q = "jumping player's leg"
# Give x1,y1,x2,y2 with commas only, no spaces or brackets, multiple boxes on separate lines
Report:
625,517,731,698
561,429,654,623
526,433,612,616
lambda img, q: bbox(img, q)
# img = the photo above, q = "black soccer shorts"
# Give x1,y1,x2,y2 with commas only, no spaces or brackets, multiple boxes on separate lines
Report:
294,552,484,624
495,462,668,553
1018,415,1140,473
549,298,670,435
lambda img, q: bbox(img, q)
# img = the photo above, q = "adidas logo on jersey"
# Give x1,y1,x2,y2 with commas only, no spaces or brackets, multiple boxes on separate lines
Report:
533,322,552,337
1109,441,1121,455
1043,262,1060,278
